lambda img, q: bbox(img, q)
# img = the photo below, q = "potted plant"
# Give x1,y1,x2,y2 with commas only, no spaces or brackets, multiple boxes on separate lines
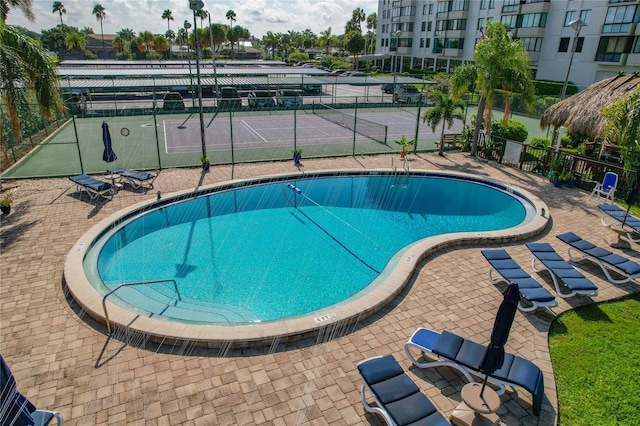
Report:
562,170,577,188
550,158,564,187
292,148,303,165
394,135,414,158
1,192,13,215
200,156,210,172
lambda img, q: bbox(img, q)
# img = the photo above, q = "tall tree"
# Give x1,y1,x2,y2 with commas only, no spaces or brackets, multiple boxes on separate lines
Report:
225,9,236,28
351,7,365,32
135,30,154,52
423,81,466,156
449,21,534,156
52,1,65,27
176,27,188,47
603,88,640,175
195,9,207,28
366,13,377,54
318,27,335,55
91,3,106,57
0,11,65,152
161,8,173,58
116,28,134,41
261,31,277,59
344,31,365,70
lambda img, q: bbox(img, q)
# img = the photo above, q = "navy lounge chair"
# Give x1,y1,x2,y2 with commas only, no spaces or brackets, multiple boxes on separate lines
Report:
108,166,157,189
598,204,640,243
481,249,558,312
69,174,115,202
404,328,544,416
357,354,451,426
557,231,640,284
526,243,598,298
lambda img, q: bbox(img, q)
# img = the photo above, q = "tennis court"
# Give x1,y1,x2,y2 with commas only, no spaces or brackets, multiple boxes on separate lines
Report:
1,103,547,179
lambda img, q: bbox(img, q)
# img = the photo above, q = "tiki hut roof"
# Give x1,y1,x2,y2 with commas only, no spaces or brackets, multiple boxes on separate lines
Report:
540,72,640,138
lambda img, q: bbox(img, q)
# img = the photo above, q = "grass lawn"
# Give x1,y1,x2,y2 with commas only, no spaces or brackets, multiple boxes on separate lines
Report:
549,293,640,425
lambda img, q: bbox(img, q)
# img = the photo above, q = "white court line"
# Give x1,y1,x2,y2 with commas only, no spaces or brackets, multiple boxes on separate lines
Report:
241,120,268,142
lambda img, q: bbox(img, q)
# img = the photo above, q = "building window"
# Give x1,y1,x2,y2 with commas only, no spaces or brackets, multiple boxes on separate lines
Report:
428,21,432,31
575,37,584,52
407,22,414,32
580,9,591,25
520,37,543,52
559,37,570,53
500,15,517,30
426,38,430,48
420,38,425,48
429,4,433,14
503,0,520,14
596,36,634,62
450,0,469,12
518,13,548,28
433,37,464,53
635,37,640,53
423,5,428,15
422,21,427,31
564,11,577,26
603,5,639,33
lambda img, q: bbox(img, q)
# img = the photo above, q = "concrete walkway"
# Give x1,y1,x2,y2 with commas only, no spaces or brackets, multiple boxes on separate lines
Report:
1,153,638,425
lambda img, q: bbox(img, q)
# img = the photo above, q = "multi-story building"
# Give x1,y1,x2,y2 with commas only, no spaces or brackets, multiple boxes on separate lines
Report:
376,0,640,90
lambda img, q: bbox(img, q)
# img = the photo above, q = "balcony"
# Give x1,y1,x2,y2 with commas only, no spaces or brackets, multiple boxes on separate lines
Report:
520,1,550,14
443,48,464,57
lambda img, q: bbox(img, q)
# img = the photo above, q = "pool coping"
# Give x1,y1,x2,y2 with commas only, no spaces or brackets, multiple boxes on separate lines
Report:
63,168,550,348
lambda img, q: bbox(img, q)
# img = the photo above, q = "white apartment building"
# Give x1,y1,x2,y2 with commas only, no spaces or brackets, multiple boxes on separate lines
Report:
376,0,640,90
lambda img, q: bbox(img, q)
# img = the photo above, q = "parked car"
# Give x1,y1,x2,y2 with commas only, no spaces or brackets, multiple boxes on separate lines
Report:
162,92,186,111
218,87,242,110
343,71,369,77
327,69,348,77
247,90,276,108
394,84,421,103
276,89,303,108
381,83,395,93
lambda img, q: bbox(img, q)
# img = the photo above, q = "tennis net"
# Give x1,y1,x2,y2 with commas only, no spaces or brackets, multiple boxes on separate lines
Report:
312,102,388,144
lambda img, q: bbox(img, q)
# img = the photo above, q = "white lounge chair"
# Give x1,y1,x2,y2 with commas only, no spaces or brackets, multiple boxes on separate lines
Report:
589,172,618,204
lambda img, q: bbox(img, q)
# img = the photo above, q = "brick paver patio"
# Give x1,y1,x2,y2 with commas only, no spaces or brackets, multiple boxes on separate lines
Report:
1,153,638,425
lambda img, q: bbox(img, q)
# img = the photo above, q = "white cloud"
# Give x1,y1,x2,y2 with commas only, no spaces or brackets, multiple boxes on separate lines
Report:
6,0,377,38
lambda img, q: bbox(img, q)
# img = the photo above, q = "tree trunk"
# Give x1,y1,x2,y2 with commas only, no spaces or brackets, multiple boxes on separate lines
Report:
471,96,486,157
439,123,445,156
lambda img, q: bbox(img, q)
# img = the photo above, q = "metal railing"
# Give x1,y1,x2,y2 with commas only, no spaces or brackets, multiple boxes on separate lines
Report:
102,279,181,335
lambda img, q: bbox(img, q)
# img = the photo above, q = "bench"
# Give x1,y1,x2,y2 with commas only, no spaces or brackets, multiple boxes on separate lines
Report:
442,133,463,149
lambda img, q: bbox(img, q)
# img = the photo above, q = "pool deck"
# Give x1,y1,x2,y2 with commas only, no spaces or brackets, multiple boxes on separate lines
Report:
1,152,638,425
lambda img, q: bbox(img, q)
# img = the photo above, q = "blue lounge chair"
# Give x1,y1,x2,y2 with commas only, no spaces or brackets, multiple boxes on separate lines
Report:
404,328,544,416
68,174,115,202
357,354,451,426
598,204,640,243
526,242,599,298
108,167,157,189
557,231,640,284
481,249,558,312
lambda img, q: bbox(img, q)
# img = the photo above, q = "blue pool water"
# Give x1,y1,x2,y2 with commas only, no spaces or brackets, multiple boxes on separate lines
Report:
92,174,531,324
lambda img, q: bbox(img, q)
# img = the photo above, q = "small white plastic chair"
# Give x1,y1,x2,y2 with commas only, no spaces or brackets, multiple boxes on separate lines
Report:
589,172,618,204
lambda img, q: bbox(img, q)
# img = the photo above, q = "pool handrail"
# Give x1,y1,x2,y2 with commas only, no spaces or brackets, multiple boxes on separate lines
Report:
102,279,181,335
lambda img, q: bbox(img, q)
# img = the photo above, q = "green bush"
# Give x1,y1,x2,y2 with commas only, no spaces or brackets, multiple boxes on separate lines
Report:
534,79,578,97
491,118,528,142
533,96,558,116
529,137,550,148
288,52,310,64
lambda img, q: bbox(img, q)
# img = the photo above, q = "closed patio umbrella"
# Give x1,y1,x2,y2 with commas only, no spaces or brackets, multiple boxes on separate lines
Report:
478,282,520,397
1,354,36,425
622,178,638,228
102,121,117,163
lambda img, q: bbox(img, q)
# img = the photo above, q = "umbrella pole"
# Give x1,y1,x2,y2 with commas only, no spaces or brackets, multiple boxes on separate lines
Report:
479,374,490,398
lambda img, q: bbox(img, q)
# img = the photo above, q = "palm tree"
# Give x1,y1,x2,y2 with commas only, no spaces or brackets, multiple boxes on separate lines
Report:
91,3,106,57
225,9,236,28
116,28,135,41
423,86,466,156
64,30,86,53
52,1,65,27
604,88,640,175
176,27,188,47
352,8,366,32
135,31,154,52
0,0,35,23
0,19,65,150
161,8,173,58
262,31,277,60
450,21,534,156
195,9,207,28
318,27,334,55
366,13,377,54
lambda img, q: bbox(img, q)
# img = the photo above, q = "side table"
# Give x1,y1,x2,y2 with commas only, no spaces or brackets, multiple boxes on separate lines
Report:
104,174,123,191
450,383,501,426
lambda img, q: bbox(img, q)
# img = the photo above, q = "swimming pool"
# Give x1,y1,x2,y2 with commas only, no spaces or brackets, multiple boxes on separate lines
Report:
64,170,549,347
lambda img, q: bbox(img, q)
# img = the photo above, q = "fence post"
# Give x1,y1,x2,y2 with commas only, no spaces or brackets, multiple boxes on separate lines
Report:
413,93,422,153
152,87,162,170
352,98,357,156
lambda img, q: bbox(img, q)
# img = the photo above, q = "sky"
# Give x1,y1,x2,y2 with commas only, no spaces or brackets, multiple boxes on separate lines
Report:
6,0,379,39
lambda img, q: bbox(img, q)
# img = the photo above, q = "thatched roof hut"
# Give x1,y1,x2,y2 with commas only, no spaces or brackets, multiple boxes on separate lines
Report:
540,72,640,138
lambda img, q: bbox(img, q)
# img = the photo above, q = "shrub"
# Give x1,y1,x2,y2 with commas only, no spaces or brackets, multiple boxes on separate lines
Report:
534,79,578,97
529,137,551,148
491,118,528,142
